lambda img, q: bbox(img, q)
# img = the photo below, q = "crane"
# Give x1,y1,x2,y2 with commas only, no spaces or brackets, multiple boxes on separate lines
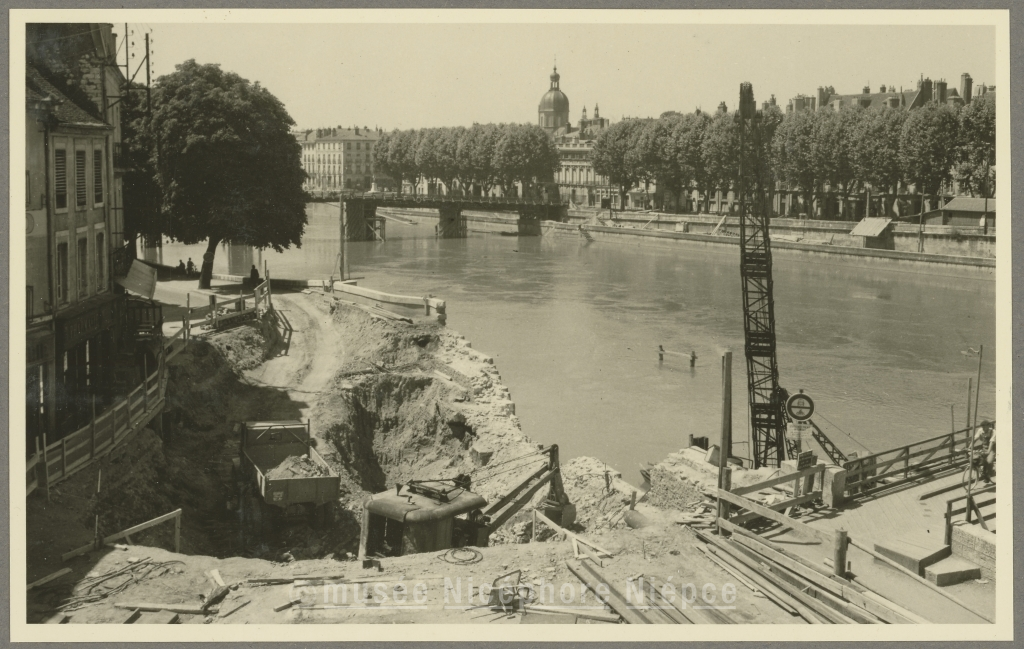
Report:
734,82,848,469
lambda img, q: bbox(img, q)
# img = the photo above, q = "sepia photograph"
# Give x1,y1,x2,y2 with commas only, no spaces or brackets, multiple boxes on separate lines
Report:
10,7,1012,642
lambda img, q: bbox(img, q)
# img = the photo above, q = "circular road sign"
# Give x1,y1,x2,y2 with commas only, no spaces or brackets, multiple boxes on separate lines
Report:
786,392,815,421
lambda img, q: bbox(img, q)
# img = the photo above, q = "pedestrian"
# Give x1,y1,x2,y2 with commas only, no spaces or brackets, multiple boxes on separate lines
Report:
690,350,697,367
186,258,196,277
978,421,995,483
250,264,261,283
176,259,186,275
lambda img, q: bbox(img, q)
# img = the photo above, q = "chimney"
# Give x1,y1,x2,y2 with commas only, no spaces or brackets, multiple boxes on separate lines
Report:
717,101,728,114
355,127,360,135
961,73,973,104
817,86,829,110
810,97,816,111
921,77,932,103
879,84,886,93
936,80,948,103
770,94,777,106
863,85,871,94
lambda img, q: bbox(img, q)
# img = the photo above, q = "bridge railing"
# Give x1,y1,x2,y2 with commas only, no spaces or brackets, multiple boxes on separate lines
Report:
347,192,567,207
842,423,992,497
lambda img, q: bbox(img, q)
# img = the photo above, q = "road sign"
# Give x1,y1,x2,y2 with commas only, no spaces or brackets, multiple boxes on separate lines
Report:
786,392,815,421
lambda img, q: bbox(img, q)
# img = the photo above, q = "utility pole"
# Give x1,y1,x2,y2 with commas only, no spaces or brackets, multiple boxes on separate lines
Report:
145,32,151,115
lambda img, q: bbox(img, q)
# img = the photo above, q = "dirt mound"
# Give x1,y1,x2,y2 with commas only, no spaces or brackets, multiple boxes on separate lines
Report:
645,466,709,511
265,454,330,480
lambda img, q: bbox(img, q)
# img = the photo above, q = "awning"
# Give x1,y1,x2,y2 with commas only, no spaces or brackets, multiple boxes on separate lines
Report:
115,260,158,299
850,217,892,238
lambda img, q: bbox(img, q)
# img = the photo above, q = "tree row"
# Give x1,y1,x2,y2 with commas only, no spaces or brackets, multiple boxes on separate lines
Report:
592,95,995,217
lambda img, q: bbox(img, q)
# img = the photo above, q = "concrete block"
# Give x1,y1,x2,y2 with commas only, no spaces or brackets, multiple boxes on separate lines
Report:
470,443,493,467
952,523,996,580
925,556,982,586
704,445,720,466
822,466,847,508
874,535,951,575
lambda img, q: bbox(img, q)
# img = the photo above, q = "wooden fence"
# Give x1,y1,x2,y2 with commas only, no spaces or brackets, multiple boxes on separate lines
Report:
944,484,996,544
184,278,271,333
717,464,829,536
842,424,991,497
27,366,165,498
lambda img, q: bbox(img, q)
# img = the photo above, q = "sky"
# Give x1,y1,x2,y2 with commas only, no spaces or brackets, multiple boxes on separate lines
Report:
126,20,996,131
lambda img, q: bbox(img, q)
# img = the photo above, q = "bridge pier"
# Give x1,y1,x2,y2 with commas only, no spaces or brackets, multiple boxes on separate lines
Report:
341,200,381,241
438,204,467,238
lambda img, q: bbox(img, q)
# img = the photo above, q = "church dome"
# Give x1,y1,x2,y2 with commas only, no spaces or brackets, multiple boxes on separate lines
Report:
538,66,569,132
539,67,569,112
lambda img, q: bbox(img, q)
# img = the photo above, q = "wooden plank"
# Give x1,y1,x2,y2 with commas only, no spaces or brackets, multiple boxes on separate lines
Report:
535,510,615,558
717,489,829,544
104,509,182,545
523,605,619,624
114,602,209,615
566,560,652,625
700,544,810,620
27,567,72,590
728,491,820,526
732,465,825,496
722,522,916,624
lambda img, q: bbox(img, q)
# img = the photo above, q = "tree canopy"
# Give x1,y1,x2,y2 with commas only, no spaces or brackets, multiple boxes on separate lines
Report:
131,60,307,287
374,123,557,198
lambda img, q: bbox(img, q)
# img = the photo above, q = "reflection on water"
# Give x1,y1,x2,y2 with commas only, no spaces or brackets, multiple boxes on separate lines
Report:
162,203,997,477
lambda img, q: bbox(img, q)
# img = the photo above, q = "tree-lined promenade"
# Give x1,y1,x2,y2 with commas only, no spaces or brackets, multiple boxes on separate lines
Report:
592,95,995,218
373,124,560,199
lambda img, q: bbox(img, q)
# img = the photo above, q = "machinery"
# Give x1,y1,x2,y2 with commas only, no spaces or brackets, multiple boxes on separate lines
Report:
735,83,845,468
234,420,341,536
359,444,575,559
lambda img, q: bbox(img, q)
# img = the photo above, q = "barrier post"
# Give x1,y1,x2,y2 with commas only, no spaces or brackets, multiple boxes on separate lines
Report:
833,529,849,578
174,512,181,553
90,395,97,460
143,355,149,411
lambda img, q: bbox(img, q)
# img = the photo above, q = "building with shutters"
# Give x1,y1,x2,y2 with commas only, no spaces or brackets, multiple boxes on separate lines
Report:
297,126,392,195
24,23,162,451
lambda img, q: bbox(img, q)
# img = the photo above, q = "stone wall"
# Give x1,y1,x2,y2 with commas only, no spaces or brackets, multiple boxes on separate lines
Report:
951,523,996,580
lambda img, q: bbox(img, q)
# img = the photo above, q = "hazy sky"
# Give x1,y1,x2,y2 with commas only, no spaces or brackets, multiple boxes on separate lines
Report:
133,21,996,130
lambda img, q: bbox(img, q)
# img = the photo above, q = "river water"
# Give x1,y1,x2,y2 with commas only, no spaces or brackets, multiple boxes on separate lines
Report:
163,203,997,480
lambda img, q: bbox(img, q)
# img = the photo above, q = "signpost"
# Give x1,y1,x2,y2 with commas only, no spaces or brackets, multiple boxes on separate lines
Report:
786,391,815,421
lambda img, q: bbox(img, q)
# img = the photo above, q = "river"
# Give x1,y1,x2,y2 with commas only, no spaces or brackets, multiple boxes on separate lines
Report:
162,203,997,481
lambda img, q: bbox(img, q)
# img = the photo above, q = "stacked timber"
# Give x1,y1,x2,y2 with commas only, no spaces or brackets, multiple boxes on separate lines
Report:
692,523,930,624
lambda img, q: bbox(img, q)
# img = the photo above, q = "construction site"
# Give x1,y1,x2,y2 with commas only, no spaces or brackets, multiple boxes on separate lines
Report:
23,83,998,629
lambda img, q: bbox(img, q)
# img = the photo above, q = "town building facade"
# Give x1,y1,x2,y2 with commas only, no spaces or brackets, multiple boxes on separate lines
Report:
297,126,391,195
25,23,160,451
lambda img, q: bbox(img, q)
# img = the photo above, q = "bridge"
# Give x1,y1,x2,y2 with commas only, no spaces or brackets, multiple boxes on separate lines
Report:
340,193,568,240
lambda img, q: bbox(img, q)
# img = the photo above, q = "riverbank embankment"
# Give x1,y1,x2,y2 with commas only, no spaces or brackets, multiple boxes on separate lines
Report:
377,207,995,276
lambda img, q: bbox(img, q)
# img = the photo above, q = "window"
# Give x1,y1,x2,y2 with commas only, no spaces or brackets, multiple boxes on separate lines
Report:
54,149,67,209
95,232,105,288
75,150,87,208
93,149,104,204
78,237,88,295
56,242,69,303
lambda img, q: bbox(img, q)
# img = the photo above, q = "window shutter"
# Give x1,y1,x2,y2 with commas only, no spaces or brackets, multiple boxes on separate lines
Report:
55,150,67,209
75,150,87,207
93,149,103,204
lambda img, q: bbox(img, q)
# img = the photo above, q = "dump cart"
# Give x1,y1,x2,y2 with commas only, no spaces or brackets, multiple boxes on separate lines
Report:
234,420,340,535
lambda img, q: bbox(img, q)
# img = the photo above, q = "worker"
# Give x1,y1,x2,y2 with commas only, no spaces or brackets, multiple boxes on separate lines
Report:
186,258,196,277
250,264,261,283
978,421,995,483
690,350,697,367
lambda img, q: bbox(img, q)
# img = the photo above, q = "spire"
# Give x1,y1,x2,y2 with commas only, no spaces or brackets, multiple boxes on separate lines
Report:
550,63,560,90
594,103,600,119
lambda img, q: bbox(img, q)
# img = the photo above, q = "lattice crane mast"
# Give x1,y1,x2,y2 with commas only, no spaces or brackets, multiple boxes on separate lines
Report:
735,82,789,469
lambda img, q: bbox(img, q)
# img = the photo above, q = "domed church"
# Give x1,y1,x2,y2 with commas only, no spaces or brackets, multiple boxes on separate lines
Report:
538,66,570,133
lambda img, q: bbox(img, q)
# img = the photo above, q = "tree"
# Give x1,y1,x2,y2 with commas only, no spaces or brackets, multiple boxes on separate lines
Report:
850,107,908,215
954,94,996,198
772,109,821,216
492,124,559,198
701,110,741,212
139,60,307,288
813,106,862,218
899,102,959,207
456,123,501,196
121,82,161,250
674,111,711,212
592,119,646,210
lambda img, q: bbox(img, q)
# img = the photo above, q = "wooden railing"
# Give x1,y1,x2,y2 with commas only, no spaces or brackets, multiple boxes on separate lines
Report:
717,463,829,532
944,484,996,544
27,366,165,498
842,424,991,497
185,279,271,333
